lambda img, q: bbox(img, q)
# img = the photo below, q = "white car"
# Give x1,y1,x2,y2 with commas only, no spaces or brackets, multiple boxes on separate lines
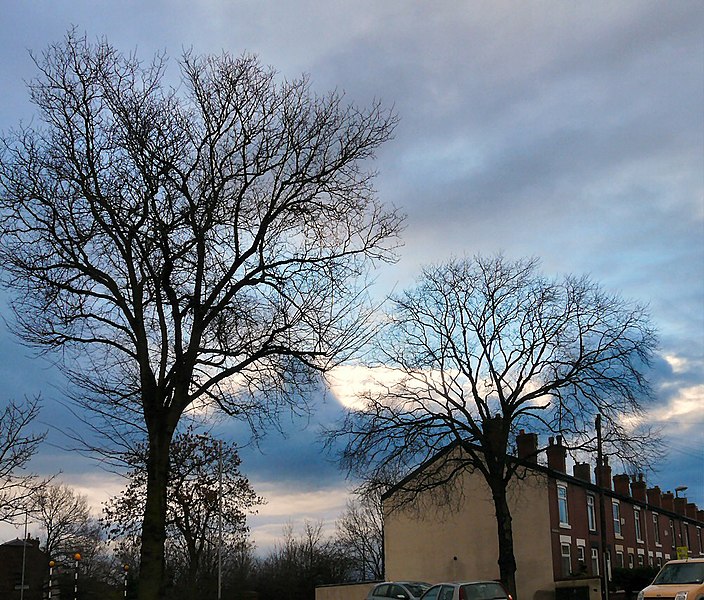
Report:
420,581,512,600
367,581,432,600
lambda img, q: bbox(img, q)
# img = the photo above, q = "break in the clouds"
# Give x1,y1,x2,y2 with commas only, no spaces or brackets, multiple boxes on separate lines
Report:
0,0,701,548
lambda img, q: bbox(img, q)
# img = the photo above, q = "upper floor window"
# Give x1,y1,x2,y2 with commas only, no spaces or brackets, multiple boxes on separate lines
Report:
653,514,661,545
670,520,676,548
613,500,622,537
635,508,643,542
558,484,569,527
587,495,597,532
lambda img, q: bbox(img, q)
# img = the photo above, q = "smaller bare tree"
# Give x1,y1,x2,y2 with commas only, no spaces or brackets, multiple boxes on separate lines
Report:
335,489,384,581
33,483,92,558
0,396,46,521
334,255,661,599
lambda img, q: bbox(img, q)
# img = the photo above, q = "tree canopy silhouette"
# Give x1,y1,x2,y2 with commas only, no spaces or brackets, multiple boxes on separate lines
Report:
0,30,402,599
334,255,659,598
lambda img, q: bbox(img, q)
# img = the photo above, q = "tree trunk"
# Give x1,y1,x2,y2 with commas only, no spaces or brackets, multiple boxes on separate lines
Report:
491,483,518,600
137,430,171,600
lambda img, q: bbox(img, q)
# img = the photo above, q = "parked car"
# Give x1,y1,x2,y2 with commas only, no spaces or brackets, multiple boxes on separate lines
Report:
367,581,432,600
637,558,704,600
420,581,512,600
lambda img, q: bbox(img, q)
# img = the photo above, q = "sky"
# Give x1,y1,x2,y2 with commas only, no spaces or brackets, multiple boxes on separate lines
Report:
0,1,702,552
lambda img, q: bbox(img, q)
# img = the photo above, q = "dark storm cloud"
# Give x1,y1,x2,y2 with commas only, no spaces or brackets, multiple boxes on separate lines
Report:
0,0,701,517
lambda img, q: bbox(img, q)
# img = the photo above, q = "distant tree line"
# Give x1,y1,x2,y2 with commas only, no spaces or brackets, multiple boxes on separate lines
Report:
0,410,381,599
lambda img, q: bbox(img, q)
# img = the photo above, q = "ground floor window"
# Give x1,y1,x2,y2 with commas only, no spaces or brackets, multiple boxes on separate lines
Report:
561,543,572,577
591,548,600,576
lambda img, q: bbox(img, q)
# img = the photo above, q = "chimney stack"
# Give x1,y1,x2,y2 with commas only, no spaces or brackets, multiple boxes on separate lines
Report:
686,503,697,519
516,430,539,463
546,435,567,473
647,486,662,508
674,497,687,515
613,474,631,496
596,457,612,491
662,491,675,512
573,462,591,483
631,474,647,502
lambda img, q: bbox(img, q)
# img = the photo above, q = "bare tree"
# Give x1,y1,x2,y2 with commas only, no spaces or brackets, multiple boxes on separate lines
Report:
257,520,351,599
334,255,659,598
33,482,91,558
0,396,46,521
0,30,402,599
103,428,263,597
335,489,384,581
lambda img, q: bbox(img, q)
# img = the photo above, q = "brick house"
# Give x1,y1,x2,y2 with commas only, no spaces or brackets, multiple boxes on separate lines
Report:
0,537,49,600
381,432,703,600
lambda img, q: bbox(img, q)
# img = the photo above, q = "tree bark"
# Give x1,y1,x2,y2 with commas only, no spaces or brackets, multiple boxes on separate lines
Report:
138,429,172,600
492,483,518,600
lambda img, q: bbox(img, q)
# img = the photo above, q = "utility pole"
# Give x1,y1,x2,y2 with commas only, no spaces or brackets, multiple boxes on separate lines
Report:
596,415,610,600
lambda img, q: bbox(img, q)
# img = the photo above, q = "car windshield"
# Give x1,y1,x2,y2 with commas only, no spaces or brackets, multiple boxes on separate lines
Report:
461,583,509,600
652,563,704,585
406,584,430,597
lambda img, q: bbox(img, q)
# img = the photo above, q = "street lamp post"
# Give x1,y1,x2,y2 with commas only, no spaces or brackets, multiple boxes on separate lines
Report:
20,511,28,600
74,552,81,600
48,560,55,599
217,438,223,600
675,486,688,558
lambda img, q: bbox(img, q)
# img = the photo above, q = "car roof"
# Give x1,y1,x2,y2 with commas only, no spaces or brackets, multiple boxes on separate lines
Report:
662,558,704,565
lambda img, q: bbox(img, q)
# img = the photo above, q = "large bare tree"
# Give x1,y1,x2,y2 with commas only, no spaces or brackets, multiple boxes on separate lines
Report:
335,255,659,598
0,30,402,599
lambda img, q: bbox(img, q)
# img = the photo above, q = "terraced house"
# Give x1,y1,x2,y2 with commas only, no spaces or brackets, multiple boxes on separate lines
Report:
382,432,703,600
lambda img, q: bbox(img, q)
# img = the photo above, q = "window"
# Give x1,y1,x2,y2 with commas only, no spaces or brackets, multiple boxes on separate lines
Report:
587,495,597,532
389,586,408,599
628,553,634,569
638,554,644,567
422,587,441,600
591,548,600,576
635,508,643,541
439,586,454,600
670,520,676,548
616,551,624,568
683,525,690,549
653,514,661,545
577,546,586,572
558,485,570,527
561,543,572,577
613,501,622,537
698,527,702,554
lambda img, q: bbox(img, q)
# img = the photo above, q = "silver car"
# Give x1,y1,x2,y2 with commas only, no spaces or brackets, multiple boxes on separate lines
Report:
368,582,432,600
420,581,512,600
